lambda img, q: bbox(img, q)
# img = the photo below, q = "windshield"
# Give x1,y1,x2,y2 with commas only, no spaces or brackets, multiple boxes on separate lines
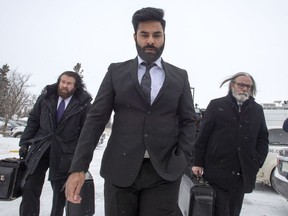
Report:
269,128,288,145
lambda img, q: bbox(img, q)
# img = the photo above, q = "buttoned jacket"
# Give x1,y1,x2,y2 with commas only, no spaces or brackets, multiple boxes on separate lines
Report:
193,92,269,192
70,57,198,187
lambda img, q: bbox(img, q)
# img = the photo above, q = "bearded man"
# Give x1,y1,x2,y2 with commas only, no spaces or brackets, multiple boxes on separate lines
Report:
18,71,92,216
65,7,198,216
192,72,269,216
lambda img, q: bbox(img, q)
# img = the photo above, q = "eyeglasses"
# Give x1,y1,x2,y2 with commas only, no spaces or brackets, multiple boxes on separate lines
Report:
234,82,252,90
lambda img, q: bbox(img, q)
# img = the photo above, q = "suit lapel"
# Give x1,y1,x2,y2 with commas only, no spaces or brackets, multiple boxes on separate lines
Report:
152,60,169,105
129,57,150,103
129,58,171,105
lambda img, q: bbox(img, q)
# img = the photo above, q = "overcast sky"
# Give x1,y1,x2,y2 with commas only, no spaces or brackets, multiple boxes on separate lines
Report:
1,0,287,108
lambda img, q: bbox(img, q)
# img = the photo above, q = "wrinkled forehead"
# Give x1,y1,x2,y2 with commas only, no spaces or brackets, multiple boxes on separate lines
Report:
60,75,76,84
234,75,252,84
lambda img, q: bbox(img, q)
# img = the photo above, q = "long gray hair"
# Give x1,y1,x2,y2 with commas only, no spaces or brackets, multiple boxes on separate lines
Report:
220,72,257,97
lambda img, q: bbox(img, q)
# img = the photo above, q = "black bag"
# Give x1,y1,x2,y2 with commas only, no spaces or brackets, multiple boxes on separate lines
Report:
178,173,215,216
66,171,95,216
0,157,26,200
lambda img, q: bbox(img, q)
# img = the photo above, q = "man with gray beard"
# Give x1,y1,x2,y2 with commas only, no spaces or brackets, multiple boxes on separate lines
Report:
192,72,269,216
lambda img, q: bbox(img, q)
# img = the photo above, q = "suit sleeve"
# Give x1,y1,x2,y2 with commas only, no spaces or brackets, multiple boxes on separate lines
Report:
177,71,199,165
69,66,115,173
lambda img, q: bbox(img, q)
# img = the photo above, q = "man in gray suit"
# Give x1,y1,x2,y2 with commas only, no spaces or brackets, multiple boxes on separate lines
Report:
65,7,198,216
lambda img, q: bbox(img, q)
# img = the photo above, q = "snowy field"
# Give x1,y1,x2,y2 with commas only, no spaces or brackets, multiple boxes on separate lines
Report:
1,136,288,216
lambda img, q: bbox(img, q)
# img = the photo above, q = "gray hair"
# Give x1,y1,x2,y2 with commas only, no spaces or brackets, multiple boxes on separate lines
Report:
220,72,257,97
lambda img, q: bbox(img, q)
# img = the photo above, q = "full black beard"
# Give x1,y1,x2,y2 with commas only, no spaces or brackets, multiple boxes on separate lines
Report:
136,41,165,64
57,87,76,99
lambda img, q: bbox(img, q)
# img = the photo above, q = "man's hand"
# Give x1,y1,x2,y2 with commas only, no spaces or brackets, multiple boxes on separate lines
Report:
19,145,28,159
192,166,204,177
65,171,86,203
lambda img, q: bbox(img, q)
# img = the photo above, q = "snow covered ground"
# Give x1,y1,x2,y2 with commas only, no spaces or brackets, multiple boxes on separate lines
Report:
1,136,288,216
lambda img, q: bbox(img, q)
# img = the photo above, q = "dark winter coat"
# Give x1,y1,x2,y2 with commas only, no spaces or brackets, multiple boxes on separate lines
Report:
20,83,92,180
193,92,269,193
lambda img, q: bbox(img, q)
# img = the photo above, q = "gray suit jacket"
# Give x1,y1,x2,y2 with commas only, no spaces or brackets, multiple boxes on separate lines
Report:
69,57,198,187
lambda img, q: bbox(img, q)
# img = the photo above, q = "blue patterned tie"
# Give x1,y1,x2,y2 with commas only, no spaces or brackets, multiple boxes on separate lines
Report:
57,100,65,122
141,62,155,104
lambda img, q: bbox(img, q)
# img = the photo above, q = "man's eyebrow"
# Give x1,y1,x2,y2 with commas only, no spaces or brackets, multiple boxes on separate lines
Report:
139,31,163,34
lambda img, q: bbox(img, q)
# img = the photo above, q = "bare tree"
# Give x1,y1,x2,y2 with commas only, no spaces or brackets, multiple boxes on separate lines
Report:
16,94,37,119
1,69,36,136
73,63,84,78
0,64,10,117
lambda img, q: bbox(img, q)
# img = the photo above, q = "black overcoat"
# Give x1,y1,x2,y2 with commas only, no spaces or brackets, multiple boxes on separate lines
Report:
20,83,92,180
193,92,269,193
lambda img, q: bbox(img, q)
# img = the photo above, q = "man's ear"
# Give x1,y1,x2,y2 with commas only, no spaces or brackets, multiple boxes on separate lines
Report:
133,33,136,41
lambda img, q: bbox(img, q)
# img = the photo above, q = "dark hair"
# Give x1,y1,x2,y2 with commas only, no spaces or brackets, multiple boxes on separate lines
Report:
57,71,86,92
220,72,257,96
132,7,166,33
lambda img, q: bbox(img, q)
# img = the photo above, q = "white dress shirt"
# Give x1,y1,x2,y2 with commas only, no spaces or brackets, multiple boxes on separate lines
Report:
57,95,72,110
137,56,165,104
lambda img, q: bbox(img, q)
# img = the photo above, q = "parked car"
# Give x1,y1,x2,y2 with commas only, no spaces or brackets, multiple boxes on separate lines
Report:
271,148,288,200
0,119,14,136
256,128,288,187
14,120,27,127
9,126,26,138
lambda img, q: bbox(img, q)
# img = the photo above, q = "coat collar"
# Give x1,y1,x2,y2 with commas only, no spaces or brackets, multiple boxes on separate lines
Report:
44,83,92,105
227,91,255,111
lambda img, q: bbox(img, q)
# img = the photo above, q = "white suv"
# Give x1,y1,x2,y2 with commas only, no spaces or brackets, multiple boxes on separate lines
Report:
9,126,26,138
256,128,288,187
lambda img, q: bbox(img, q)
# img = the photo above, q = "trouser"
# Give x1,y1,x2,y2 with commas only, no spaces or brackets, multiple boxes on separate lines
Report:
19,149,66,216
104,158,181,216
50,179,67,216
212,177,245,216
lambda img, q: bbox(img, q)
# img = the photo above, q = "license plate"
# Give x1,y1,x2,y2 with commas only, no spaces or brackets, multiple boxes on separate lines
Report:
281,161,288,173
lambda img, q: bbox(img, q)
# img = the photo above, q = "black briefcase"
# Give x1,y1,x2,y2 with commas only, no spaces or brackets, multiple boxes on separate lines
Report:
0,157,26,200
178,173,215,216
66,171,95,216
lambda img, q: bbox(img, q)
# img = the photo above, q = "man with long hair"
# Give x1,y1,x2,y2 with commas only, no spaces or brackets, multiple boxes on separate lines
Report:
192,72,269,216
19,71,92,216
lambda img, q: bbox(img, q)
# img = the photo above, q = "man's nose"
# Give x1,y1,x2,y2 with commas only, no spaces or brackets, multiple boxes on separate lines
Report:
147,35,155,45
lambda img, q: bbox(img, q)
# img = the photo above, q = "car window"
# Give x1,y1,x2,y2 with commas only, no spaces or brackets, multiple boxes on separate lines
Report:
269,128,288,145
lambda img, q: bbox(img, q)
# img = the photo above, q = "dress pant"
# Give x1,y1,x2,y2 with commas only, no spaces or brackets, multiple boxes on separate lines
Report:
50,179,67,216
104,158,181,216
19,149,66,216
212,176,244,216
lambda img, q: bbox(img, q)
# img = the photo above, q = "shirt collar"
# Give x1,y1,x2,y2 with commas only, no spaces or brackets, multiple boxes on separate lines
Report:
137,56,163,69
58,95,73,105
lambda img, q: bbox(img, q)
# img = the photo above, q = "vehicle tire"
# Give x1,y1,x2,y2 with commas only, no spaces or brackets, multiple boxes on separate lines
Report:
270,168,276,191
